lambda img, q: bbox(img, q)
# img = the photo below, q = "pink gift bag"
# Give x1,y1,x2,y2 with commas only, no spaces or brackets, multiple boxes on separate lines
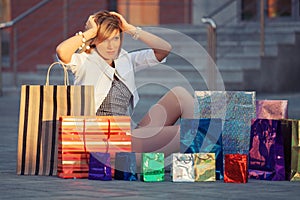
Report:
256,100,288,119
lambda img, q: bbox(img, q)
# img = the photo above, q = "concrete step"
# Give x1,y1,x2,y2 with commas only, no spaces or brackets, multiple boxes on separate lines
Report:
124,40,279,57
217,54,261,70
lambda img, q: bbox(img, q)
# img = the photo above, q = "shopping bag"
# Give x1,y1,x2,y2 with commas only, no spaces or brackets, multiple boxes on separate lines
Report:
280,119,300,181
172,153,194,182
194,153,216,182
114,152,138,181
141,153,164,182
194,91,256,155
256,100,288,119
248,119,285,181
57,115,131,179
224,154,248,183
88,152,112,181
180,118,223,180
17,62,95,176
290,120,300,181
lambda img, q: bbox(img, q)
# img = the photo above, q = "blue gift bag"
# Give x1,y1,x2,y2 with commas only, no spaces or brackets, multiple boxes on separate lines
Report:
180,118,223,180
114,152,138,181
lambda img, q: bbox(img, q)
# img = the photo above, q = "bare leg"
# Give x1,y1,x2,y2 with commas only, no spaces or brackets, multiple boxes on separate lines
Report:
137,86,194,127
132,125,180,153
132,86,194,154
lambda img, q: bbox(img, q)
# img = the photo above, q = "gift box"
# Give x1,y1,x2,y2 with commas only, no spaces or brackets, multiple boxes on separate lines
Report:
88,152,112,181
194,91,256,155
141,153,164,182
248,119,285,181
180,118,223,179
224,154,248,183
172,153,194,182
280,119,300,181
194,153,216,182
57,116,131,179
114,152,138,181
256,100,288,119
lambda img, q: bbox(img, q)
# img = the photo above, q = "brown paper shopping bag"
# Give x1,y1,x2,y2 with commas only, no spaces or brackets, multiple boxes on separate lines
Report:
17,62,95,176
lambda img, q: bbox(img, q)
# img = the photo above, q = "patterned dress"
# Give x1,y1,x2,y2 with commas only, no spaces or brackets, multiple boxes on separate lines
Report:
96,74,132,116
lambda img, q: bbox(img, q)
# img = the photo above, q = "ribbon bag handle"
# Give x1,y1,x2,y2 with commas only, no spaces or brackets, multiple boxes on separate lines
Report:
45,61,69,86
83,118,111,165
82,119,89,165
103,119,111,153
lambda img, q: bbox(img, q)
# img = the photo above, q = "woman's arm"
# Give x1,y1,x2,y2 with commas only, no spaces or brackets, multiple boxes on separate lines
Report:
56,15,98,64
110,12,172,62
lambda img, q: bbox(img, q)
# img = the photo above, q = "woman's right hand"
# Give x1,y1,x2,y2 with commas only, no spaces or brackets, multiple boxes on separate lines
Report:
56,15,99,63
85,15,98,38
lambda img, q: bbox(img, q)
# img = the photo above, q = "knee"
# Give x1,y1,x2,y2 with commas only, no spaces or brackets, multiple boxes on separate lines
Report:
171,86,192,99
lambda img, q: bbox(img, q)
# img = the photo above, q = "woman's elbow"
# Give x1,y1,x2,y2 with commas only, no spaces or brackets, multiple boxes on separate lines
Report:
166,43,173,54
56,46,71,64
157,44,172,61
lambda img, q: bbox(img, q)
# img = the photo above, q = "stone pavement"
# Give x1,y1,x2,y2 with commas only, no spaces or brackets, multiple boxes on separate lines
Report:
1,88,300,200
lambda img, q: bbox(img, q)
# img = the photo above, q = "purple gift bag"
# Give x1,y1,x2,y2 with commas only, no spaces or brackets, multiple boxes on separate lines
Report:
88,152,112,181
248,119,286,181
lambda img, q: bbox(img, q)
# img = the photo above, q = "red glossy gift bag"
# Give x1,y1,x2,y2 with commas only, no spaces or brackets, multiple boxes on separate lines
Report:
224,154,248,183
57,116,131,178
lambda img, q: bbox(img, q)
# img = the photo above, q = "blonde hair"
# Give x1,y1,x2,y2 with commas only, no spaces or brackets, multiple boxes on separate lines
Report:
84,10,123,54
94,10,123,43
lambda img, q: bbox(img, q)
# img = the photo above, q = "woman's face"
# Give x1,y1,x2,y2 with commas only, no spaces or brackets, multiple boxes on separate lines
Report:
95,29,121,65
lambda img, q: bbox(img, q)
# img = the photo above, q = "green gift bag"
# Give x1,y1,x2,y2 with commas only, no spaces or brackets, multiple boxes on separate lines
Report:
141,153,164,182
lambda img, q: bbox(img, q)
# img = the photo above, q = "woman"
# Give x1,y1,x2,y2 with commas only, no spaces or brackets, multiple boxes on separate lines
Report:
56,10,194,156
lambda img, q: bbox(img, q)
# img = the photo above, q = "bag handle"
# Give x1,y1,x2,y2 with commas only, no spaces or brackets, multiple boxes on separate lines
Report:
82,118,111,165
82,119,89,165
45,62,70,86
103,119,111,153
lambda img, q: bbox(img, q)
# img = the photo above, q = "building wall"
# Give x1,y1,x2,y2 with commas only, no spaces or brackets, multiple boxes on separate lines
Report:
6,0,193,72
0,0,11,22
160,0,192,24
9,0,107,72
117,0,160,25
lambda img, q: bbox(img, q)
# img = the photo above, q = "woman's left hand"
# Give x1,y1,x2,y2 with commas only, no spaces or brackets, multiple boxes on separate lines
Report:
110,11,172,62
109,11,136,33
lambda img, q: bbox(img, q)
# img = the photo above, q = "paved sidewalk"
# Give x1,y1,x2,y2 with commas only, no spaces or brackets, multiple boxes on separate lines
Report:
1,88,300,200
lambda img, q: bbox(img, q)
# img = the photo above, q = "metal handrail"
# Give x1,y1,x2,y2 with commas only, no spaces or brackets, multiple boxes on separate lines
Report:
202,17,217,90
200,0,264,90
201,0,267,60
0,0,51,29
0,0,51,96
204,0,237,19
201,0,237,64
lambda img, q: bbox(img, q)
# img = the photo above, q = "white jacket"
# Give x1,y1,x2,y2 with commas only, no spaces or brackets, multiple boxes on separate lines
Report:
65,48,165,113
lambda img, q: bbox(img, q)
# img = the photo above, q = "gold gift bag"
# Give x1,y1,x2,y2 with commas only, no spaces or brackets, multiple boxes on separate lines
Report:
290,119,300,181
280,119,300,181
17,62,95,176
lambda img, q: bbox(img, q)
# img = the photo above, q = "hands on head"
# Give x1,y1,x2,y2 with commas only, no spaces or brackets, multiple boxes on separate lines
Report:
84,11,136,36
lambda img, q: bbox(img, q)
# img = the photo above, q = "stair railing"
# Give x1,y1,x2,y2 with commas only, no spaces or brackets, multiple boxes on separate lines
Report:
0,0,52,96
200,0,266,90
201,17,217,89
